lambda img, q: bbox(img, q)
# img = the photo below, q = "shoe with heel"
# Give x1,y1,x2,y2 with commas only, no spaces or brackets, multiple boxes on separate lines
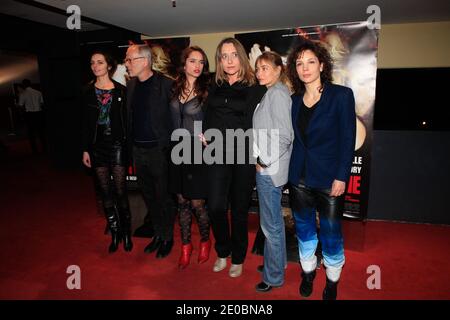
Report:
104,207,122,253
213,257,227,272
178,243,193,269
119,206,133,252
198,239,211,264
229,264,243,278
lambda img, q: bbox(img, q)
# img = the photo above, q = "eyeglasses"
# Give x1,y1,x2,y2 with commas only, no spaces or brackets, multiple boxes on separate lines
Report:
220,52,239,61
123,56,145,64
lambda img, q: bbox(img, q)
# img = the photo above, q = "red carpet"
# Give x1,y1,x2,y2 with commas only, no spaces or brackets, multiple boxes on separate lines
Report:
1,140,449,300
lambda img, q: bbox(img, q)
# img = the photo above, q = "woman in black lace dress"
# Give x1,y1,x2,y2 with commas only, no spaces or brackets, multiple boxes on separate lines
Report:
169,46,211,269
81,50,132,253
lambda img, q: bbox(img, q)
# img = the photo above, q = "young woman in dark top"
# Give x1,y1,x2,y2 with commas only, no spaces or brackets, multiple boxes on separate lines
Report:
169,46,211,269
81,50,132,253
287,40,356,300
202,38,266,278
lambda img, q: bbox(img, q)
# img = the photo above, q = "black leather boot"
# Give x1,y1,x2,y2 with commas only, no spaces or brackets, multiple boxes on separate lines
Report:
105,207,121,253
322,278,338,300
156,239,174,258
144,236,162,253
119,206,133,252
299,270,316,298
133,212,155,238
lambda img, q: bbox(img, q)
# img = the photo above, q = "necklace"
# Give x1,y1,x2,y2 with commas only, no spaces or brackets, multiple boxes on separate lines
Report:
180,86,195,104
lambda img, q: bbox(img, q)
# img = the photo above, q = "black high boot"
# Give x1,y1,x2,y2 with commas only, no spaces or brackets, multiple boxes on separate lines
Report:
105,207,121,253
322,278,339,300
133,212,155,238
299,270,316,298
119,206,133,252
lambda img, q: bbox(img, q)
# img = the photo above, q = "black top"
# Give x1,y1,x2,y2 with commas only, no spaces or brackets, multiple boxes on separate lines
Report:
297,99,319,146
170,96,204,135
126,73,174,153
202,81,266,163
95,87,113,137
203,81,266,133
81,80,127,151
132,75,159,148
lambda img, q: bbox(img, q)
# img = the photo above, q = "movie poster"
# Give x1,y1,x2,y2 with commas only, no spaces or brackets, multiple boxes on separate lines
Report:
80,37,190,189
236,21,378,220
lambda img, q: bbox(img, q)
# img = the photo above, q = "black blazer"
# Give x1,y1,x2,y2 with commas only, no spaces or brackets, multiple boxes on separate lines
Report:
81,80,127,152
126,72,174,152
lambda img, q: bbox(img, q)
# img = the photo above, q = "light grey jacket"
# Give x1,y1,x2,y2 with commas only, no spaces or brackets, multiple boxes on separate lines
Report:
252,82,294,187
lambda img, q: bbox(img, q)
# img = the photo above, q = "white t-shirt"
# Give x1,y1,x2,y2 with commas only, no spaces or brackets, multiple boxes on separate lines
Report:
19,87,43,112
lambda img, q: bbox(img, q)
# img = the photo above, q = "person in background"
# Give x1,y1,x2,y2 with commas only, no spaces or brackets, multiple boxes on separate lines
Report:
81,50,132,253
287,40,356,300
202,38,266,278
169,46,211,269
18,79,46,154
252,51,294,292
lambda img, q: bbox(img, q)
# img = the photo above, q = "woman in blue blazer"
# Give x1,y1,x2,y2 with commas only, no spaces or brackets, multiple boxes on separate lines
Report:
286,40,356,300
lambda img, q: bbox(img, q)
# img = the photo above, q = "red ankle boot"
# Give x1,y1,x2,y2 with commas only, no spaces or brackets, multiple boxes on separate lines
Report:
178,243,193,269
198,239,211,264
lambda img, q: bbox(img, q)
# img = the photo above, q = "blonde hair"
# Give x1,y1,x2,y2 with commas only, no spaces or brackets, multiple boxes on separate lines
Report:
255,51,290,87
151,45,176,80
215,38,255,86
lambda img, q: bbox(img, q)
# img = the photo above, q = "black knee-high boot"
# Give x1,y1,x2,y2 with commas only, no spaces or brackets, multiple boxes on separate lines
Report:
105,207,122,253
119,206,133,252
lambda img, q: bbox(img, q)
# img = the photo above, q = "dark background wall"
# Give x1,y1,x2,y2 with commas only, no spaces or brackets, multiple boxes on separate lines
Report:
368,130,450,225
368,67,450,225
0,13,140,168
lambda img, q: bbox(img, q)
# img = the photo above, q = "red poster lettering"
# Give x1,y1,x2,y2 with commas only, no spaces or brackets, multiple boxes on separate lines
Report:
347,176,361,195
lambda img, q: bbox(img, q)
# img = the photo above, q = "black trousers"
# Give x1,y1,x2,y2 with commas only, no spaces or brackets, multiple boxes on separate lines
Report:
24,111,46,153
133,145,176,241
289,182,344,221
207,163,255,264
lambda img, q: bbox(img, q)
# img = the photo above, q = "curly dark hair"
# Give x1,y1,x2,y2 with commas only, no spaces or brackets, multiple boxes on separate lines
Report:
173,46,210,105
90,50,117,79
286,40,333,95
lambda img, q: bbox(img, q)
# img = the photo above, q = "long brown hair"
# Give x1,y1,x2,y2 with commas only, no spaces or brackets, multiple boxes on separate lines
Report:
286,40,333,95
215,38,255,86
173,46,210,104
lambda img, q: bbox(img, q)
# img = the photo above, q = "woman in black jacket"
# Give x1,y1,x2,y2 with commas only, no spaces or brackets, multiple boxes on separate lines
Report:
81,50,132,253
202,38,266,277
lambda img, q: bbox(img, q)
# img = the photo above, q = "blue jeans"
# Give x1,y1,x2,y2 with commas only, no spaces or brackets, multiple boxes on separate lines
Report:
256,172,286,286
290,183,345,278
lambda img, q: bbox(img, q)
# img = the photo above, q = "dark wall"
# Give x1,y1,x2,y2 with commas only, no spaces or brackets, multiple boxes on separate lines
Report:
1,14,139,168
368,130,450,225
1,14,78,167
